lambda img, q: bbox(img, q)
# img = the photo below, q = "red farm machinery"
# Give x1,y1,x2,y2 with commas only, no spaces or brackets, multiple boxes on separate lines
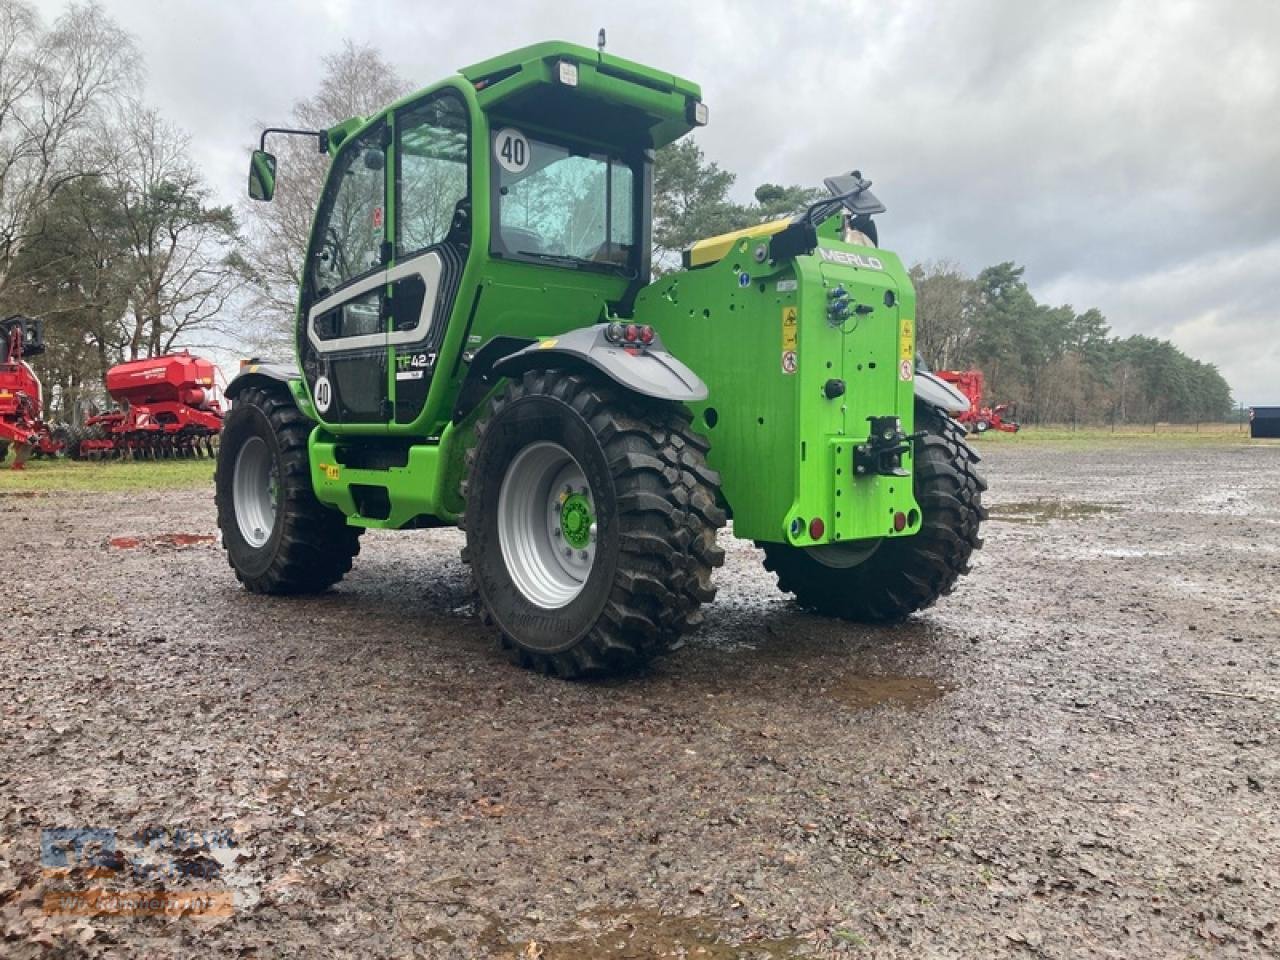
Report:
936,369,1021,434
63,352,225,460
0,316,62,468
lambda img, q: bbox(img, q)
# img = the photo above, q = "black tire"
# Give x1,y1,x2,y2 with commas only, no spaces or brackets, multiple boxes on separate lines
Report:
462,369,726,678
44,426,67,459
214,385,360,594
64,425,87,460
0,441,8,463
62,423,108,460
975,419,990,433
760,404,986,622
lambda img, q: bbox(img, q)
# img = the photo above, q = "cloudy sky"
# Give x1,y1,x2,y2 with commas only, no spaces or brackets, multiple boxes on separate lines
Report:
41,0,1280,402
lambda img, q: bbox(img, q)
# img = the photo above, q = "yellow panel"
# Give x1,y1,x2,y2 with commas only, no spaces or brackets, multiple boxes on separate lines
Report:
684,217,793,268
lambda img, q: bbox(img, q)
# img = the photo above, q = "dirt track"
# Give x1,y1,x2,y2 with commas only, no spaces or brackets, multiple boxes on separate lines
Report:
1,439,1278,958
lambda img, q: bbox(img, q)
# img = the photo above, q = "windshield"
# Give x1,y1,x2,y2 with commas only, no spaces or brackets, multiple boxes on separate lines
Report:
492,130,636,272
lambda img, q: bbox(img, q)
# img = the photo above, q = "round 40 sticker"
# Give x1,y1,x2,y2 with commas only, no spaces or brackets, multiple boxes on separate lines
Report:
313,375,332,414
493,127,529,173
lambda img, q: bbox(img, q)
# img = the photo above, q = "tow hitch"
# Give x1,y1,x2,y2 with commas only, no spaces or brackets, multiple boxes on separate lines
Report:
854,416,922,478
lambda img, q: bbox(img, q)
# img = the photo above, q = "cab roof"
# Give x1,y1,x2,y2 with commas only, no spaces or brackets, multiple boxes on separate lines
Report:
459,41,703,151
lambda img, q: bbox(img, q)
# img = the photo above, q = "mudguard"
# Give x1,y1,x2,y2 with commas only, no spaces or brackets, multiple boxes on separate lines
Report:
225,361,297,398
225,362,316,419
492,324,708,403
915,369,970,415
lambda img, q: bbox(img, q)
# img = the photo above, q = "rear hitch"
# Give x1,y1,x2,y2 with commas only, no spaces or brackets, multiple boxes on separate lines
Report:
854,416,923,478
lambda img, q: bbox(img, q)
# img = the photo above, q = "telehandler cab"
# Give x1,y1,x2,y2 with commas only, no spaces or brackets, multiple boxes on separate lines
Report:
217,41,985,677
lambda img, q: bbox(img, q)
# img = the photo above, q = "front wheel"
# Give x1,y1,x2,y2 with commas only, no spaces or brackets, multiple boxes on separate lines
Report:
214,385,360,594
760,404,986,622
462,369,726,678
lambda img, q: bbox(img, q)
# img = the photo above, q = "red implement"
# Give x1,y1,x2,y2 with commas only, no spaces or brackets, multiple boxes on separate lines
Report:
935,369,1021,434
65,352,224,460
0,316,61,468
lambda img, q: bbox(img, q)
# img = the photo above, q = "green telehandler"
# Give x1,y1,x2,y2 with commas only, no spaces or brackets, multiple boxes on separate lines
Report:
217,41,985,677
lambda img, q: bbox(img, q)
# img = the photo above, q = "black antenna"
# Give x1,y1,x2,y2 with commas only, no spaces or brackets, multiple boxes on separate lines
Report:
597,28,606,53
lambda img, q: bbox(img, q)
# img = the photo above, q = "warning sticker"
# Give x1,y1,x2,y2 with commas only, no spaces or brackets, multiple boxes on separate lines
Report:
782,350,798,375
781,306,798,352
899,358,914,381
899,317,914,361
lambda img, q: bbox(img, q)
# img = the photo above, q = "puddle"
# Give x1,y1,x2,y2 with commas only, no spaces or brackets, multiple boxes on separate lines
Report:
823,675,943,710
493,908,807,959
988,499,1118,524
109,532,216,549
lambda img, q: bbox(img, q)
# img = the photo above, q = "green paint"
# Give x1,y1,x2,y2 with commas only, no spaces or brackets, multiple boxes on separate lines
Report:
263,41,920,548
559,492,593,548
633,233,919,544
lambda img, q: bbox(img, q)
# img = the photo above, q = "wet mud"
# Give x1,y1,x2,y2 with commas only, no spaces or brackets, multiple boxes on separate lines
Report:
1,440,1277,957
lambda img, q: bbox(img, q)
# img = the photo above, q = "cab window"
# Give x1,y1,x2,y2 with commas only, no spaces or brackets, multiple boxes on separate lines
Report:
397,93,469,257
492,131,636,272
310,122,387,298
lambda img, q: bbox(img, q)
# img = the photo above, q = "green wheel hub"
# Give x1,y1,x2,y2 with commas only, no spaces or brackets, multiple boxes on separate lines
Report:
559,492,593,549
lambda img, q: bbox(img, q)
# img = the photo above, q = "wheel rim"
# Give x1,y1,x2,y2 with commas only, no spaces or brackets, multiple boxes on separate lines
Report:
498,441,597,609
808,540,880,569
233,435,279,549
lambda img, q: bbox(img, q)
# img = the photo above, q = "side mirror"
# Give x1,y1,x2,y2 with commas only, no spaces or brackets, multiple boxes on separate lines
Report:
248,149,277,202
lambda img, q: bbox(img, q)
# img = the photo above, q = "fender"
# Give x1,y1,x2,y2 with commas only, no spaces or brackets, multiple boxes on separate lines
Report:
914,369,970,415
225,361,317,419
491,324,708,403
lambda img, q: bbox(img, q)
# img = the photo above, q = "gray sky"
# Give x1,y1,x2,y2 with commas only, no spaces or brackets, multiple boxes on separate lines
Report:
44,0,1280,403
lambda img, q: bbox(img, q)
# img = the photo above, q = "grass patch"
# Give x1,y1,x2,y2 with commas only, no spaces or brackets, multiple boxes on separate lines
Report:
0,457,213,493
972,423,1254,447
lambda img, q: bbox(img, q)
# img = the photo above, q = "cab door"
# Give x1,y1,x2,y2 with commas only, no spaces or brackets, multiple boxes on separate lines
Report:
388,90,471,426
299,119,390,426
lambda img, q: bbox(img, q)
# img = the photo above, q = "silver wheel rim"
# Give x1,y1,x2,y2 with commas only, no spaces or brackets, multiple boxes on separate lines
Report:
233,435,278,549
808,540,880,569
498,441,597,609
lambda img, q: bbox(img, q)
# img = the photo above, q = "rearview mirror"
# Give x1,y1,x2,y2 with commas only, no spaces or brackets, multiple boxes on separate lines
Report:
248,149,277,202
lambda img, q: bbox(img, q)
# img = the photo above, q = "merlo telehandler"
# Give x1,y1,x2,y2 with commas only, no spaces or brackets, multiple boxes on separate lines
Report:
217,41,984,677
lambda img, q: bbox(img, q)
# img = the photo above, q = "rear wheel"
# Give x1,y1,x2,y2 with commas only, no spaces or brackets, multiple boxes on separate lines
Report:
215,385,360,594
463,369,725,678
760,404,985,621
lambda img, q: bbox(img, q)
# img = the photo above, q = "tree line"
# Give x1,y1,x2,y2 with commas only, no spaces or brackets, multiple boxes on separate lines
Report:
910,260,1233,424
0,5,1233,426
656,139,1234,425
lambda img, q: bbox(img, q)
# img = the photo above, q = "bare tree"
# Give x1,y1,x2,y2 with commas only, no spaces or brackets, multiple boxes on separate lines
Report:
910,259,977,371
241,41,411,350
0,0,138,303
104,104,250,359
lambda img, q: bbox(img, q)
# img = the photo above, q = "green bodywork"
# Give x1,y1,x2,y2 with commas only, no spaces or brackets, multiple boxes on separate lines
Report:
633,229,919,546
282,41,919,547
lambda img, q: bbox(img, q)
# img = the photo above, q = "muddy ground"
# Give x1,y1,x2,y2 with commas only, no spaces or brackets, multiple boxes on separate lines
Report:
1,440,1277,958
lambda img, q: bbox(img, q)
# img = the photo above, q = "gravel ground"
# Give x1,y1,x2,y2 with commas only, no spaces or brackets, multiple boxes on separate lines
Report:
1,440,1277,958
